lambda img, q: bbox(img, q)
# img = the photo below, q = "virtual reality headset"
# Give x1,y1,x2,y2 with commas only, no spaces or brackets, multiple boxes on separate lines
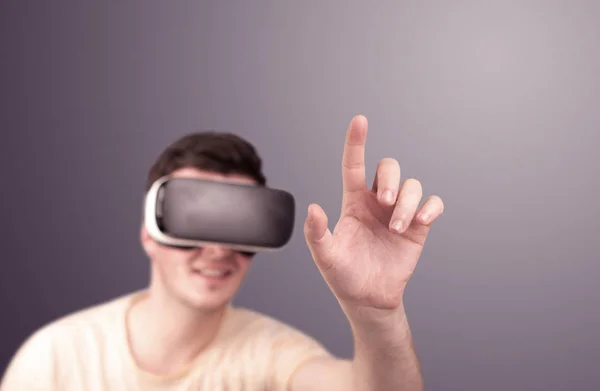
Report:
144,176,296,254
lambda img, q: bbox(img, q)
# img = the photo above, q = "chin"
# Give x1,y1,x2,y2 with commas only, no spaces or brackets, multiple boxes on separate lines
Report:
181,274,242,312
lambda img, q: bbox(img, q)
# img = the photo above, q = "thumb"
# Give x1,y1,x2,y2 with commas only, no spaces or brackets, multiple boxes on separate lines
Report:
303,203,335,270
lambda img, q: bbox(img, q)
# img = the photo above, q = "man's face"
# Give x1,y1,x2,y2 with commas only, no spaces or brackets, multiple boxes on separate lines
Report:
141,167,256,312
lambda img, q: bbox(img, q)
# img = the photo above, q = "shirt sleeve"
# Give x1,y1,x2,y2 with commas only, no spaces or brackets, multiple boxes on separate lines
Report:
0,326,59,391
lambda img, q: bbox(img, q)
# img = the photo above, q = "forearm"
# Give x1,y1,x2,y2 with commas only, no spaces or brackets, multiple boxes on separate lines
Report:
345,303,424,391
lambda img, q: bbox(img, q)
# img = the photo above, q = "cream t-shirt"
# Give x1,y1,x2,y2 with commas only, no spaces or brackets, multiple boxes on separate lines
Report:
0,292,331,391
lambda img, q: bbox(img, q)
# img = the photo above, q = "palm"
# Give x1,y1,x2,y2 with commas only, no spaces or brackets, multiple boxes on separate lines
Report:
328,192,425,309
304,115,443,311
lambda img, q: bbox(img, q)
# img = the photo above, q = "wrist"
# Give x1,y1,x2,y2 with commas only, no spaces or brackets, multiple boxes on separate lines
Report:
346,303,422,391
341,299,407,327
340,301,410,345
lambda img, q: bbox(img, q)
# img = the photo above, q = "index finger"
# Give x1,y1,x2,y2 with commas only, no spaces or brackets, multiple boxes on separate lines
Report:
342,115,368,194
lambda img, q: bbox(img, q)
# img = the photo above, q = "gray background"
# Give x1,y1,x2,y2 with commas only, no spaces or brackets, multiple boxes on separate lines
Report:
1,1,599,390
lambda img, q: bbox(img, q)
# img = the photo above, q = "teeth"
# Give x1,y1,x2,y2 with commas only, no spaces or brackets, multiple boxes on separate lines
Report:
198,268,229,277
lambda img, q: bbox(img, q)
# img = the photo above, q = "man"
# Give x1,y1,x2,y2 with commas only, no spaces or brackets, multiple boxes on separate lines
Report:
1,115,444,390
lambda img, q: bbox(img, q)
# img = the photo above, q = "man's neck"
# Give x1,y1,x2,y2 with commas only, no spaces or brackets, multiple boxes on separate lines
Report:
126,290,227,376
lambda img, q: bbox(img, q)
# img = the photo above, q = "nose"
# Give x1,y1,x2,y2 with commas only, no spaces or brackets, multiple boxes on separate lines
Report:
203,245,236,258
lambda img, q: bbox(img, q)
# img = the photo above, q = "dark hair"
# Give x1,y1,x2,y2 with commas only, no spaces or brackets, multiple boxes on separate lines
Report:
146,131,267,191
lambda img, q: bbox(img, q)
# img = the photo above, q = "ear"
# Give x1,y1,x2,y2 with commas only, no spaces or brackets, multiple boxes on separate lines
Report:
140,223,157,257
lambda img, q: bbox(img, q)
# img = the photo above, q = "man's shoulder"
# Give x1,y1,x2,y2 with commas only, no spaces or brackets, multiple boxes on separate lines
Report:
45,291,135,331
1,292,137,388
20,291,136,348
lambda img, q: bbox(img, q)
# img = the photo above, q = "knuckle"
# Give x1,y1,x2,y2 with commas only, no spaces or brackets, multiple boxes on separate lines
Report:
342,160,363,170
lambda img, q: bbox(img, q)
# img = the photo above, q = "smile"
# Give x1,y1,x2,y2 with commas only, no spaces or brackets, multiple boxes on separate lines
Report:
196,268,233,278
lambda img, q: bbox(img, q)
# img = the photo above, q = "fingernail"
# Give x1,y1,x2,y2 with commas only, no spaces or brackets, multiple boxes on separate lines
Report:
420,213,430,223
391,220,403,233
382,190,393,203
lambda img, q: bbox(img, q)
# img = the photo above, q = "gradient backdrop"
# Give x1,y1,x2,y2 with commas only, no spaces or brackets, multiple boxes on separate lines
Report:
1,1,599,390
